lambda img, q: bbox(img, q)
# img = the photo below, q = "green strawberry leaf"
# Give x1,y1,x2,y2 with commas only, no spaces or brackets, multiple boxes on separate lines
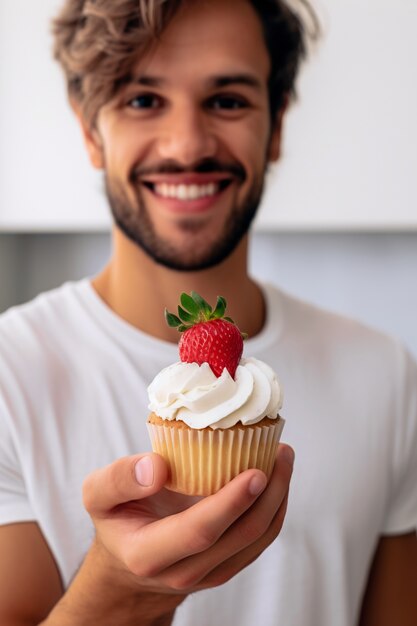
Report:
191,291,212,317
165,309,182,327
180,292,200,317
178,306,195,323
212,296,226,319
166,292,246,339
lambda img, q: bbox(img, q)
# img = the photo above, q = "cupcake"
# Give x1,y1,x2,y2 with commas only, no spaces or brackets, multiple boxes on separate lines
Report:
147,291,284,496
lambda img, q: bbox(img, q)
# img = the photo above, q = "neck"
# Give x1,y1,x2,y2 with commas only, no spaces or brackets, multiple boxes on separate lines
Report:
92,227,265,342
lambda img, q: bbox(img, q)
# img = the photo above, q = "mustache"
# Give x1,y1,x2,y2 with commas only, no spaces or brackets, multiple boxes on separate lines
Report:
130,158,246,183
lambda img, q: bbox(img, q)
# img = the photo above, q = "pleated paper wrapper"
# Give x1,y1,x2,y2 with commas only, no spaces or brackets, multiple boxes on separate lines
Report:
147,417,285,496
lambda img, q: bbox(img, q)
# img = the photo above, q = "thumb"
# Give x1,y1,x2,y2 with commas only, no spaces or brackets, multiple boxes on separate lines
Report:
83,453,168,517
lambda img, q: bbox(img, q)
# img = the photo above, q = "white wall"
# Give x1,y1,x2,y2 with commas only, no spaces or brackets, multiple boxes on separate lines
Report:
1,0,417,230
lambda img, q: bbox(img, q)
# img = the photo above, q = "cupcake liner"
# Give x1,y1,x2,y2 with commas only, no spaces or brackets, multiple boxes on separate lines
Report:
146,418,285,496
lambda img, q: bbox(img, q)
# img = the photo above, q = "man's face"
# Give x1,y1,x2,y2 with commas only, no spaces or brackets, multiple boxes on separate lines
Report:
86,0,282,270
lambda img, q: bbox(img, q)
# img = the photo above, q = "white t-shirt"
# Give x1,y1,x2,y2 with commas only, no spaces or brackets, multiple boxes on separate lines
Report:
0,280,416,626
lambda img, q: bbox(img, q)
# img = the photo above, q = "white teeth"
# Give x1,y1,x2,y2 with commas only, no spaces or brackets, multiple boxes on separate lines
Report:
153,182,219,200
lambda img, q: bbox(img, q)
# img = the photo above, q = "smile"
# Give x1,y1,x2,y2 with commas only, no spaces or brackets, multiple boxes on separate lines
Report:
155,182,225,200
143,179,233,201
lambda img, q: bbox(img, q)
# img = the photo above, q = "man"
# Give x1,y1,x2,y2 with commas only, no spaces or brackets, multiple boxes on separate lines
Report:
0,1,416,625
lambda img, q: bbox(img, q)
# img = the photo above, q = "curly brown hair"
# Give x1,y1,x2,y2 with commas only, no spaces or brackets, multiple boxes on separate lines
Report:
52,0,318,128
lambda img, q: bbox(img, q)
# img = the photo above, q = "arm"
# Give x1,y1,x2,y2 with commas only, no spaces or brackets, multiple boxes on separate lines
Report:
0,522,63,626
1,445,294,626
359,531,417,626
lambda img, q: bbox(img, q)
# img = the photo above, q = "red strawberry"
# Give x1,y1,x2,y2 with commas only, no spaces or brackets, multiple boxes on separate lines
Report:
165,292,245,379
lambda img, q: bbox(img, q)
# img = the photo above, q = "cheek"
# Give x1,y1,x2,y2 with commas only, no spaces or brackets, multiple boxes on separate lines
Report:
226,118,271,171
99,118,141,174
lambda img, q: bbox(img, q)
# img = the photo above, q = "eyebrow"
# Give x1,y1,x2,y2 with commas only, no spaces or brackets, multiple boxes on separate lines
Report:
210,74,263,90
133,73,263,91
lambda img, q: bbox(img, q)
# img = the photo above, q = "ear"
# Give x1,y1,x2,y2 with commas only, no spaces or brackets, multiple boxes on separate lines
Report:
71,100,105,170
267,99,288,163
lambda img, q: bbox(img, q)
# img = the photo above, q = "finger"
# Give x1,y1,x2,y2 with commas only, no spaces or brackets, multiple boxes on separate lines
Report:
202,448,292,574
155,444,294,589
83,453,168,517
125,466,270,577
201,491,290,589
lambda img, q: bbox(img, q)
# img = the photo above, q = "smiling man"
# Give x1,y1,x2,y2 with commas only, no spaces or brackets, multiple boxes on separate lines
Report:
80,0,283,277
0,1,416,625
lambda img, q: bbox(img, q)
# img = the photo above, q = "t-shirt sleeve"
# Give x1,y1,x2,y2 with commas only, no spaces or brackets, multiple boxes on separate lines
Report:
382,346,417,535
0,397,35,525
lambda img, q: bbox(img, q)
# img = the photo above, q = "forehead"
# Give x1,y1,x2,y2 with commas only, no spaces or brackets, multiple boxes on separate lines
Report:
132,0,271,87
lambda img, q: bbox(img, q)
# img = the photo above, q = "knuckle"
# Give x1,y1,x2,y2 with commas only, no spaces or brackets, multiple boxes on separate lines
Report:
82,457,131,513
205,568,233,588
106,460,126,499
163,571,195,592
249,521,280,555
125,553,159,579
82,473,96,511
227,493,248,518
186,525,218,553
270,505,287,536
238,518,268,544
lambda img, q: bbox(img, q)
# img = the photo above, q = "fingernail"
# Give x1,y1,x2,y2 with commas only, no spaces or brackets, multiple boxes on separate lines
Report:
280,446,295,468
134,456,154,487
249,474,267,496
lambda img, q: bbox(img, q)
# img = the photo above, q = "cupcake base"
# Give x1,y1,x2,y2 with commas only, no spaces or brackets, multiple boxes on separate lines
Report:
147,413,285,496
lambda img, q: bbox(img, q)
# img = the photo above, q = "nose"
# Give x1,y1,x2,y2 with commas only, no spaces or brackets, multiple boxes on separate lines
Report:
157,103,217,166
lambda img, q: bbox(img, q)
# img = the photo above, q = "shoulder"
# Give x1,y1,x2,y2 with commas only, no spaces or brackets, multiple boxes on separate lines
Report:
265,283,416,401
269,283,410,359
0,280,92,389
0,279,88,330
0,280,89,346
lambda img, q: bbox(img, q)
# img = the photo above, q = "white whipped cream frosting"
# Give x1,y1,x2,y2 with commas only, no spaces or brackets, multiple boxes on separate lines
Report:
148,357,283,429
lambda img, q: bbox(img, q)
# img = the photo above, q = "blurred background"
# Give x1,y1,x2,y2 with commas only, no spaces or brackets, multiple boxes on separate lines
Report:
1,0,416,358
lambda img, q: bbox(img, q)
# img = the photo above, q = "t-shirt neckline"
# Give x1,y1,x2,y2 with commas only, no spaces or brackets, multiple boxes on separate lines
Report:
75,278,283,354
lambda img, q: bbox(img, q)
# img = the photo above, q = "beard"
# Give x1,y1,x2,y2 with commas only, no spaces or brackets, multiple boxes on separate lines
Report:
105,160,267,272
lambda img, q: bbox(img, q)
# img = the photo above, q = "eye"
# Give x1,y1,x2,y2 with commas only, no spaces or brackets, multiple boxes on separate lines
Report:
127,93,163,109
208,95,249,111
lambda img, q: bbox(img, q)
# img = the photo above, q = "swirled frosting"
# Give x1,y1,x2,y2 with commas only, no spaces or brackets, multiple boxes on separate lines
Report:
147,357,283,429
